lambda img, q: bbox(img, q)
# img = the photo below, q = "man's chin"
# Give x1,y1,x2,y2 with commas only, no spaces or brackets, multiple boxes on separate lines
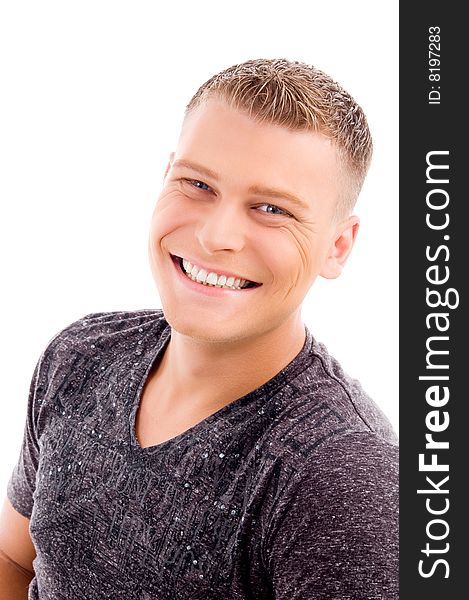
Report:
161,305,258,346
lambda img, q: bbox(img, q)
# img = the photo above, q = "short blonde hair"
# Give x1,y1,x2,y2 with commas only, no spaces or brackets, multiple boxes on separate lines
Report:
186,58,373,218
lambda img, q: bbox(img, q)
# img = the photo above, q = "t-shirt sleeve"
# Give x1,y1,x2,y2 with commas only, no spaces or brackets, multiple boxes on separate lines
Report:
7,314,96,518
7,351,47,518
263,432,399,600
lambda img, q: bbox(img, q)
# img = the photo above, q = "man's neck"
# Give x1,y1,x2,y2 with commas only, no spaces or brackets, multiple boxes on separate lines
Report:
152,312,306,417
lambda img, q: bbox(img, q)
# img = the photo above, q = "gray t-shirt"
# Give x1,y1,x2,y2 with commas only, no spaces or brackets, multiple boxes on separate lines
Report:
8,309,398,599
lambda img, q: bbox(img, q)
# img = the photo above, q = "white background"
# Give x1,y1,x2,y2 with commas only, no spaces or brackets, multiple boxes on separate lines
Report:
0,0,398,494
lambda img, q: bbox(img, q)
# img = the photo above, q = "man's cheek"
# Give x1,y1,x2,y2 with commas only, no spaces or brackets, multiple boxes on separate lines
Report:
150,211,183,244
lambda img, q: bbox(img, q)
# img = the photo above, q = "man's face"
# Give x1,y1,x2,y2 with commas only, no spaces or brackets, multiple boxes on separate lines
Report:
148,98,356,344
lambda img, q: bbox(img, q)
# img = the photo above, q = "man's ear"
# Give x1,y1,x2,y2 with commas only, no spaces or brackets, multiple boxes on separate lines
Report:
163,152,175,180
320,215,360,279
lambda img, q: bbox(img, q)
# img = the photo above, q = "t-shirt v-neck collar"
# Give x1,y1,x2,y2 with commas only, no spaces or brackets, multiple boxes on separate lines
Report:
127,316,313,457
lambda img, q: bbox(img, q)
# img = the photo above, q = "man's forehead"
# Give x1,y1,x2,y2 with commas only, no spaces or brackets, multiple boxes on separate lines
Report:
177,100,337,168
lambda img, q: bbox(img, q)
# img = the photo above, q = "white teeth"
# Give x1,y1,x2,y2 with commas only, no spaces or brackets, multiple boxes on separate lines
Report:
182,259,193,273
196,268,208,283
178,256,254,290
206,272,218,285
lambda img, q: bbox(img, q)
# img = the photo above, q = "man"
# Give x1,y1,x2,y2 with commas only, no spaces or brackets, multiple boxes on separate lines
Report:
0,58,398,599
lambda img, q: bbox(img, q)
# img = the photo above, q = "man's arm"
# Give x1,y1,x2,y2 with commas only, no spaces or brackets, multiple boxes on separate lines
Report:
263,432,399,599
0,497,36,599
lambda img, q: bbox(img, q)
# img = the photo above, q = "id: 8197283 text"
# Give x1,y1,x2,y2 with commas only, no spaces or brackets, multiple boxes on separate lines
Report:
428,26,441,105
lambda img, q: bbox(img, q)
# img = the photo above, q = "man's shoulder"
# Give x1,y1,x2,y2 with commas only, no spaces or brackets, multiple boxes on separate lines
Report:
306,336,397,444
62,307,166,337
43,308,167,355
266,333,398,463
28,308,168,423
33,308,169,393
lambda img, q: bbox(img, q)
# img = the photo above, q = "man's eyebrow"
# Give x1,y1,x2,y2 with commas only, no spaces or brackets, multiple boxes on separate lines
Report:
171,159,310,210
247,185,310,211
171,159,219,181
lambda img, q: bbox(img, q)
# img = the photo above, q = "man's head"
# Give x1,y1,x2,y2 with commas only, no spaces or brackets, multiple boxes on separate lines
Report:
148,58,373,344
186,58,372,220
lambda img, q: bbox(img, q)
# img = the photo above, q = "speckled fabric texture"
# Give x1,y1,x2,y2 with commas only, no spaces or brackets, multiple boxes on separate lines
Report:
8,309,398,599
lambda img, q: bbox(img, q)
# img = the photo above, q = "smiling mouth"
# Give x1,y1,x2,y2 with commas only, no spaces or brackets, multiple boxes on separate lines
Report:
172,255,261,290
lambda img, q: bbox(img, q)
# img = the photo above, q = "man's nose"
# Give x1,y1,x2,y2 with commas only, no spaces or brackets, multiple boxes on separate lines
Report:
195,200,246,254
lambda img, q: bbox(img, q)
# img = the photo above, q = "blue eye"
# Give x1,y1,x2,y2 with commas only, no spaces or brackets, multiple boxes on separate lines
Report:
188,179,211,191
257,203,289,216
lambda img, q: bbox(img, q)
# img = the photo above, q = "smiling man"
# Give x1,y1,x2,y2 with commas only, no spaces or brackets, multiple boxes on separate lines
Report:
1,59,398,599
